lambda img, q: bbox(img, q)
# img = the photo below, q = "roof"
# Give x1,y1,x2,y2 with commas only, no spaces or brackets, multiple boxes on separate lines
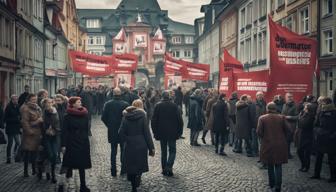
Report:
167,19,195,35
117,0,161,11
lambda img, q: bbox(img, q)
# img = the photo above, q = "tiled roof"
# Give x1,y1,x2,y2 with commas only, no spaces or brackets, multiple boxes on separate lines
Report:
117,0,161,11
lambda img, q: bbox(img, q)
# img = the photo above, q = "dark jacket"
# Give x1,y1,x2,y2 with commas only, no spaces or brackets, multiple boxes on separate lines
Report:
43,107,61,135
151,99,183,141
121,92,138,105
235,101,254,139
62,108,91,169
0,103,3,129
56,103,67,133
257,113,288,165
18,92,29,107
281,101,298,136
297,111,315,148
314,104,336,154
79,91,94,118
187,95,204,131
174,89,183,106
101,97,129,144
212,99,229,134
255,99,266,123
4,101,21,135
119,107,154,175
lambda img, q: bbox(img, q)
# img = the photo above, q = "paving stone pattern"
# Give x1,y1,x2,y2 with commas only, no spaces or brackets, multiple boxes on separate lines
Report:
0,117,335,192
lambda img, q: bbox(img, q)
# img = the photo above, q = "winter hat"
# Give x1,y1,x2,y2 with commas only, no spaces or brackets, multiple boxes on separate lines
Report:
68,97,81,107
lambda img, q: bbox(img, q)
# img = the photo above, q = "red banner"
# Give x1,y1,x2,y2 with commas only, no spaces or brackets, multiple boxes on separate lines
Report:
182,61,210,82
112,53,138,71
268,15,317,102
164,53,185,75
69,50,113,77
219,69,234,95
234,70,270,100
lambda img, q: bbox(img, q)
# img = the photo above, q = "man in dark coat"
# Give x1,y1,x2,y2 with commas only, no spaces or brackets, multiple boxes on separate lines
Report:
120,86,139,105
311,98,336,183
212,94,229,156
187,89,204,146
228,92,239,146
257,102,289,192
101,88,129,177
4,95,22,164
18,85,30,107
233,95,254,156
253,92,266,156
174,87,183,111
183,90,191,116
281,93,298,159
151,91,183,176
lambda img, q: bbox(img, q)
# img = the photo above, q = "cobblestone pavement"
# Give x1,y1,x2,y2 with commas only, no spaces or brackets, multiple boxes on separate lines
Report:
0,116,335,192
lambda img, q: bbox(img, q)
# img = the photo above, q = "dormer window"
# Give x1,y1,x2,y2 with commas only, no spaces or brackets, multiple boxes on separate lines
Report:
86,19,101,28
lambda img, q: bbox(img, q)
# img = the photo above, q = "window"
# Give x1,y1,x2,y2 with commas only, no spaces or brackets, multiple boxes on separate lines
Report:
240,8,246,28
246,38,251,63
262,31,267,59
86,19,101,28
247,3,252,25
184,50,192,58
252,35,257,61
240,42,245,63
288,0,296,4
46,40,53,59
259,0,267,17
253,0,259,21
172,50,180,58
300,7,309,34
323,30,333,55
96,36,102,45
88,36,94,45
285,14,295,32
185,36,194,44
277,0,285,8
322,0,333,16
258,33,262,60
172,36,182,44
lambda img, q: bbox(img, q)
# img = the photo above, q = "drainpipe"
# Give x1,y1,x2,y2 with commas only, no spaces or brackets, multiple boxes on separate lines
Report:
316,0,321,96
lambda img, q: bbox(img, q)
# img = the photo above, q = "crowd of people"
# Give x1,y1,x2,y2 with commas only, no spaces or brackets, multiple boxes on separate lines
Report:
0,84,336,192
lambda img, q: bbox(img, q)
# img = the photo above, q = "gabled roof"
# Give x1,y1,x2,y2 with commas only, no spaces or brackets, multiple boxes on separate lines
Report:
117,0,161,11
153,28,164,40
167,19,195,35
113,28,126,41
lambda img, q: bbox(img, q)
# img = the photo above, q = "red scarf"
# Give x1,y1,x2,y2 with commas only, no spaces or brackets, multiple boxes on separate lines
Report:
66,106,88,116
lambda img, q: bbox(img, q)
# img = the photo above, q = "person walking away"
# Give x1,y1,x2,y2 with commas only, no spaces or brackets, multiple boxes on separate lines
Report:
174,87,183,113
253,92,266,157
187,89,204,146
61,97,91,192
296,103,315,172
183,90,191,117
257,102,289,192
233,95,253,156
203,91,218,145
4,95,21,164
18,85,30,107
310,97,336,183
119,100,155,192
39,98,60,183
78,85,94,136
212,94,229,156
20,94,43,177
101,88,129,177
281,93,298,159
228,92,239,147
151,91,183,176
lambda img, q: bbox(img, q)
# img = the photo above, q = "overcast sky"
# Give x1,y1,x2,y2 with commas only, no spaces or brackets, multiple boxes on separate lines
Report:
75,0,211,25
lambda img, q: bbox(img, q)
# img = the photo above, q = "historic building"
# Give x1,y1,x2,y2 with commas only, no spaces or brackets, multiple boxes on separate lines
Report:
237,0,271,72
271,0,318,94
77,0,195,87
196,0,230,87
318,0,335,97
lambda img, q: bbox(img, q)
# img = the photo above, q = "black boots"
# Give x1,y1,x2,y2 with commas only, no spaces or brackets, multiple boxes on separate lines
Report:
80,185,90,192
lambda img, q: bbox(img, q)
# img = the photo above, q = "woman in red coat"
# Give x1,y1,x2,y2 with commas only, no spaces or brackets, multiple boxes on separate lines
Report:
257,102,289,192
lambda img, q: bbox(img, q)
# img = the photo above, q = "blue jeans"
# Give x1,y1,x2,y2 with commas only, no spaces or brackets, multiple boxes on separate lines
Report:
6,134,21,160
160,140,176,170
44,136,58,164
251,128,259,156
268,164,282,190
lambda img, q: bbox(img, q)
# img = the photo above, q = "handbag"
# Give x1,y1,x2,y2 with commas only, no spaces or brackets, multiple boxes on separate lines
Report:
0,129,6,144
